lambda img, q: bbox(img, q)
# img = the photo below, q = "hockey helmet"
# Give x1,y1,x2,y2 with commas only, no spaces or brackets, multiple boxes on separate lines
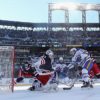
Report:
70,48,77,55
59,57,63,62
46,49,54,58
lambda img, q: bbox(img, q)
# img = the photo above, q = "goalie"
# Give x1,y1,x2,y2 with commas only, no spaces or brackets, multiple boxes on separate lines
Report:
16,49,58,91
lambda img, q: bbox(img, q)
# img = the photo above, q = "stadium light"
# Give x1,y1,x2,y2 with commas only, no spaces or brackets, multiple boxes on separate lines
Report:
86,4,92,10
49,3,100,11
50,3,77,10
65,3,77,10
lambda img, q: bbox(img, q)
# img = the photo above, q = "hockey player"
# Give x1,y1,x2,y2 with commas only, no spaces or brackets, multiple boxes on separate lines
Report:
68,48,100,88
17,49,58,91
17,49,54,80
28,49,58,91
54,57,67,78
32,49,54,72
39,49,54,71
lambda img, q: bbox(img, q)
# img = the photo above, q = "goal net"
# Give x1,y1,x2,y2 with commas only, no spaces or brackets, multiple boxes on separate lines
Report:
0,46,15,92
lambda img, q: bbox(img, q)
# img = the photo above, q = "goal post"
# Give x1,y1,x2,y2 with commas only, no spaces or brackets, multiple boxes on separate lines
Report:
0,46,15,92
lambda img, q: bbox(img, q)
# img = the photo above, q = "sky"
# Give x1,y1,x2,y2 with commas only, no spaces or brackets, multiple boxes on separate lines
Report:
0,0,100,23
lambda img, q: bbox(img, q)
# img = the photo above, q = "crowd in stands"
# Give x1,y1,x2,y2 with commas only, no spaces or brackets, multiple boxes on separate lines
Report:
0,28,100,72
0,29,100,46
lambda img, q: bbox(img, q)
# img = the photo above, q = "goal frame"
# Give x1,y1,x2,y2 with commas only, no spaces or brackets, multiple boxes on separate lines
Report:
11,46,15,92
0,46,15,92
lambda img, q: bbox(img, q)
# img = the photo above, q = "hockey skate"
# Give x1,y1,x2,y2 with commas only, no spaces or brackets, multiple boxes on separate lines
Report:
28,86,35,91
81,81,93,88
28,79,43,91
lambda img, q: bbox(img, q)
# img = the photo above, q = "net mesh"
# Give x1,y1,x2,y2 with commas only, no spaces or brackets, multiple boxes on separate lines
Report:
0,46,14,92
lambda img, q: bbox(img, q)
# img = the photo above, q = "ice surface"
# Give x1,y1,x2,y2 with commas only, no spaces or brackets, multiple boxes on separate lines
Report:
0,83,100,100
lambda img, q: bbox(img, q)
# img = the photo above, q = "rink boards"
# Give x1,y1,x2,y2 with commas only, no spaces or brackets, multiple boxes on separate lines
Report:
1,78,100,87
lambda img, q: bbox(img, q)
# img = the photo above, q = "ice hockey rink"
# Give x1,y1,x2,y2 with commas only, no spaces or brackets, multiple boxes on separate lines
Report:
0,83,100,100
0,1,100,100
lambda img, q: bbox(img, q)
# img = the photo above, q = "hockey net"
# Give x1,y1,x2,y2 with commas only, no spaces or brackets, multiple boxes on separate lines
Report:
0,46,15,92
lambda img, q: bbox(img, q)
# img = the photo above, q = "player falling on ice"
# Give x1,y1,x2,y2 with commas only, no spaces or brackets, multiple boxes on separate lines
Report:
16,49,58,91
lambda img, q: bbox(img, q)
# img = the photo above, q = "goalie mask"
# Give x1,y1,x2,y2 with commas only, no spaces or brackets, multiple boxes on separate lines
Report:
70,48,77,56
46,49,54,59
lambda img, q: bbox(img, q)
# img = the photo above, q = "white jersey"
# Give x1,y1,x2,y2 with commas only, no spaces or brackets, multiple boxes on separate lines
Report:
31,57,46,72
54,63,67,71
71,49,90,66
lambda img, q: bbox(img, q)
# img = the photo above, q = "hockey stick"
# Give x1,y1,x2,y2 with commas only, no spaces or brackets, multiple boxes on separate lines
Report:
62,66,78,90
63,84,74,90
63,77,77,90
